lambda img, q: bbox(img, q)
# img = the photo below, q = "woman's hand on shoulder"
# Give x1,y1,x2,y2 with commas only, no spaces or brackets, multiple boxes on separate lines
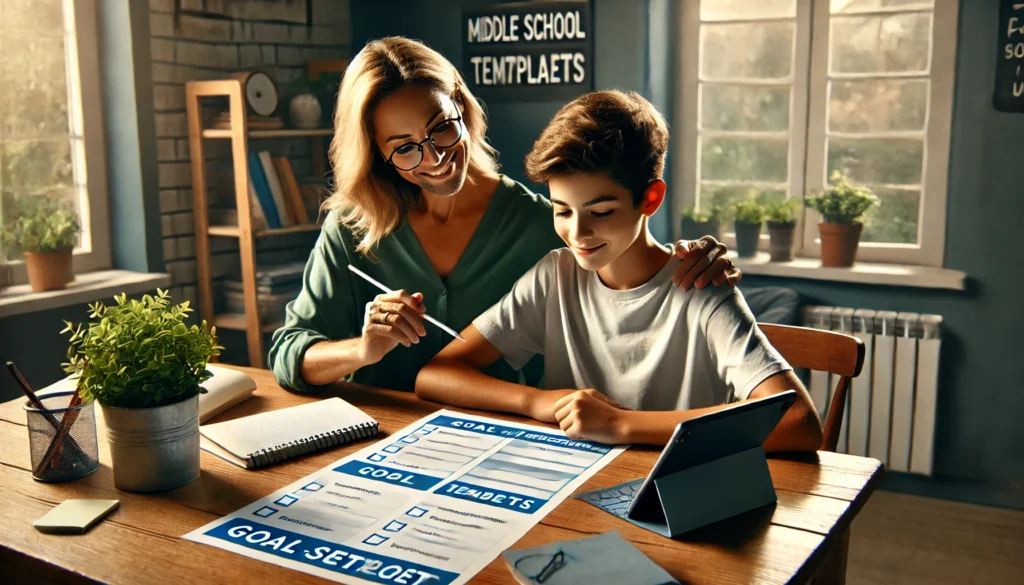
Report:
671,236,741,291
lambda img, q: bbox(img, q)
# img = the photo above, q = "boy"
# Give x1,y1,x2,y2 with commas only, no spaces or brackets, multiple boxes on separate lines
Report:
415,91,822,451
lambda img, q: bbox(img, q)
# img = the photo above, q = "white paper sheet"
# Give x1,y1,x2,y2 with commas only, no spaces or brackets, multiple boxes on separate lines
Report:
184,409,625,585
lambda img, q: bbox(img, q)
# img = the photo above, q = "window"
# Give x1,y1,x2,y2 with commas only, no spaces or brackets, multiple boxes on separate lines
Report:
677,0,957,266
0,0,109,285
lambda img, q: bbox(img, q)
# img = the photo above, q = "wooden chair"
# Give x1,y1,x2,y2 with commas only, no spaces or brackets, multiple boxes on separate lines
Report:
759,323,865,452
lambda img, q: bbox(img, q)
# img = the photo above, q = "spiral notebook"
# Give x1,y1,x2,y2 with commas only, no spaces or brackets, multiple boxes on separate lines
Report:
199,398,378,469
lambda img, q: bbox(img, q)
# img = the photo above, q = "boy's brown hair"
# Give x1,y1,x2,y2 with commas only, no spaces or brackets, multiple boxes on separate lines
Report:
525,90,669,207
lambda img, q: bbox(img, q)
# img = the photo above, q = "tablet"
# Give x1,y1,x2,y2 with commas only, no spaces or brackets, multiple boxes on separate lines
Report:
576,390,797,532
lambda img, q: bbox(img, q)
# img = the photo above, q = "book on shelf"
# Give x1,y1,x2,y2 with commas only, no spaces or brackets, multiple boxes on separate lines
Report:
247,152,282,229
272,157,312,224
257,151,295,227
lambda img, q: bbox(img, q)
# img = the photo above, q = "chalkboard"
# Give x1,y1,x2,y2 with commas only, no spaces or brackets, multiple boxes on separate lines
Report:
994,0,1024,112
462,1,593,102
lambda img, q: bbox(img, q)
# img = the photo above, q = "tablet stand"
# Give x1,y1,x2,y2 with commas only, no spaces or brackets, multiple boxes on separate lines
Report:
625,447,776,538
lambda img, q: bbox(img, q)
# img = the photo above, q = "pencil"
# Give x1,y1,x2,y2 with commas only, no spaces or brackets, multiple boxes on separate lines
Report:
347,265,467,342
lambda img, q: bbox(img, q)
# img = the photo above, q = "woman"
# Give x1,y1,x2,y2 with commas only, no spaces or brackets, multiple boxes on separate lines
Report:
269,37,740,393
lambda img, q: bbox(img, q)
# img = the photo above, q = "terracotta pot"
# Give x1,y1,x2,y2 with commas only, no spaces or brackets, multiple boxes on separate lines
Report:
680,218,720,242
818,223,863,267
733,221,762,258
767,221,796,262
24,250,73,292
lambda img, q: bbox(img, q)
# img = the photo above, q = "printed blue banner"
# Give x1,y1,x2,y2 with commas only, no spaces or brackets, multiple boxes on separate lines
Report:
437,480,547,514
429,416,610,454
206,518,458,585
334,461,443,491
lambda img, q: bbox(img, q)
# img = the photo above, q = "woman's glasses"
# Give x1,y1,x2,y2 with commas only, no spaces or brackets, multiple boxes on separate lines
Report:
386,116,464,171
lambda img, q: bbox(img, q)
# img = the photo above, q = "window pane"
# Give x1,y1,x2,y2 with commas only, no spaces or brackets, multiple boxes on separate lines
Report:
827,137,922,185
702,137,789,182
861,187,920,244
830,13,931,74
1,139,74,190
830,0,933,14
829,79,928,133
701,22,794,80
702,85,790,132
700,183,788,210
701,0,795,21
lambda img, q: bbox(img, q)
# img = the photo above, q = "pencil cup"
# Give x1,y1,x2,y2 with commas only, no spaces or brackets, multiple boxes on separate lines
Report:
24,391,99,482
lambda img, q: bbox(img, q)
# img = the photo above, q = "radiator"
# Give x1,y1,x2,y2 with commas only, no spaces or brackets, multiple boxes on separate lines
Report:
800,306,943,476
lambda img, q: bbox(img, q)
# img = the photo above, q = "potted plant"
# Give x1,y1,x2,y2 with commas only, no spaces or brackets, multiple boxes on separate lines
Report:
680,207,717,241
765,199,800,262
680,190,728,241
731,195,765,258
62,290,222,493
0,195,80,292
806,171,879,267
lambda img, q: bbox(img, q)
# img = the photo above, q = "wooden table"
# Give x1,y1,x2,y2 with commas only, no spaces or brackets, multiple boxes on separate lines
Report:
0,367,882,584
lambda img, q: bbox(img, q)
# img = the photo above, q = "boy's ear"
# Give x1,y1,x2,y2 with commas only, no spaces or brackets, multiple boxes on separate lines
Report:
641,180,667,217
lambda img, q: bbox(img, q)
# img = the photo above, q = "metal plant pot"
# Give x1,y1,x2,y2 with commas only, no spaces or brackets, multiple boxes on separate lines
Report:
101,395,200,493
767,221,796,262
733,221,762,258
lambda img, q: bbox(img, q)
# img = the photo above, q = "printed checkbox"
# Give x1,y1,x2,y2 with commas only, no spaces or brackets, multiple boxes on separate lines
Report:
384,520,407,532
363,533,389,546
422,424,437,431
254,506,278,518
383,444,402,454
368,453,386,462
400,435,419,444
301,482,323,492
405,506,428,518
275,494,298,507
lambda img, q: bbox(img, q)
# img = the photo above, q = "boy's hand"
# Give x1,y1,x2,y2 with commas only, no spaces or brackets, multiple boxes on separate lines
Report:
553,390,629,445
672,236,741,290
527,388,619,423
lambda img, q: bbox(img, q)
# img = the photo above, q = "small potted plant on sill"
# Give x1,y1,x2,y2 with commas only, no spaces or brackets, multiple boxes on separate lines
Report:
680,189,729,242
765,198,800,262
0,195,80,292
731,195,765,258
806,171,878,267
62,290,222,493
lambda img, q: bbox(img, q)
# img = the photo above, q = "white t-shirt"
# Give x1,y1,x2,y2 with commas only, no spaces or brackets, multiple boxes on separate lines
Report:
473,249,791,411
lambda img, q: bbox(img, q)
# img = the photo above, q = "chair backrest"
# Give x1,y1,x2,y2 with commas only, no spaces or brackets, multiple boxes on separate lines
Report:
758,323,865,452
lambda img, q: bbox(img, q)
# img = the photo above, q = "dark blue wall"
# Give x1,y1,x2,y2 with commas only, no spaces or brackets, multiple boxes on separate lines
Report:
350,0,674,241
352,0,1024,504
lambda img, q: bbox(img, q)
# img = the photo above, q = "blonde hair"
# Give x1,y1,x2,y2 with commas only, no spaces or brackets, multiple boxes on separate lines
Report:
326,37,498,255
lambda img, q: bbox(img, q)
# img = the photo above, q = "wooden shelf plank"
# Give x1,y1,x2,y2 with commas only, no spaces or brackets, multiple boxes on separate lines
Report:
201,128,333,139
206,224,321,238
214,313,282,333
207,225,240,237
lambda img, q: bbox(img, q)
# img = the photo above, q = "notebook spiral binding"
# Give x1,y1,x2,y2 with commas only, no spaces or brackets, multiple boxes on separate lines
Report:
245,420,378,469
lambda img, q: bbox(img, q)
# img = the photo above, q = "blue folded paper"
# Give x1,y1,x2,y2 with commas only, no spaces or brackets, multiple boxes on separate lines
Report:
501,531,678,585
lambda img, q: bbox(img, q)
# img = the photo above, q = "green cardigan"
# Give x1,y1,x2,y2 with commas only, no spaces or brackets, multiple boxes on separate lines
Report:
268,175,564,393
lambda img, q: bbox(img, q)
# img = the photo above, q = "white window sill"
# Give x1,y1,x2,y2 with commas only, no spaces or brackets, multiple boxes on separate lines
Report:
733,253,966,291
0,270,171,318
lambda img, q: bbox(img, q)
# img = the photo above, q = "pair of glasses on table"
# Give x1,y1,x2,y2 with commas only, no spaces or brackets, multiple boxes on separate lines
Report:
513,549,571,583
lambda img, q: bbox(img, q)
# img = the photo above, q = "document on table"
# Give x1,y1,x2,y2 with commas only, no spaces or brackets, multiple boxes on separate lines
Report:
184,409,625,585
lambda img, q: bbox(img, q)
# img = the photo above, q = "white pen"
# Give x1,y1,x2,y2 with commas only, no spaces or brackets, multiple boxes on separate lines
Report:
347,264,467,342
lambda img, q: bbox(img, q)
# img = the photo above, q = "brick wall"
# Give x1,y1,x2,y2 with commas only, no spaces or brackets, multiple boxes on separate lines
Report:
148,0,350,312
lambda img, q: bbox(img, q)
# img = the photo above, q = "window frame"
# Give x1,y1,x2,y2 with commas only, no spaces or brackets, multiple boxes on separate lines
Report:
3,0,111,286
675,0,958,268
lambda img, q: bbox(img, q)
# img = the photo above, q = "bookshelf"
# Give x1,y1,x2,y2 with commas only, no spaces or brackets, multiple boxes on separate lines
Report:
185,79,328,368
